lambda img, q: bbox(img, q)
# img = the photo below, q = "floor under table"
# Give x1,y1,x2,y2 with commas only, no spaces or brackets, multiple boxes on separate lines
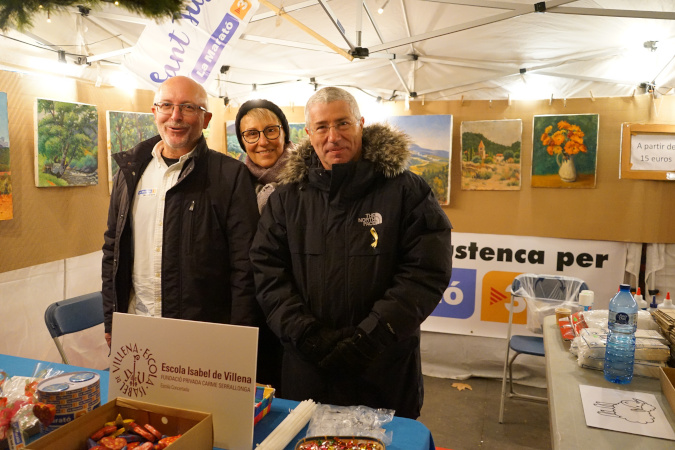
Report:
418,376,551,450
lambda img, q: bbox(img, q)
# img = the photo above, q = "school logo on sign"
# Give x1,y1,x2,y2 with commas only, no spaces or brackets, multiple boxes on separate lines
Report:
431,268,477,319
480,271,526,324
111,343,158,398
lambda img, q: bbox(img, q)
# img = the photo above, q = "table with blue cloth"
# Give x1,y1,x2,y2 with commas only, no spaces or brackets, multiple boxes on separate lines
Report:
0,353,435,450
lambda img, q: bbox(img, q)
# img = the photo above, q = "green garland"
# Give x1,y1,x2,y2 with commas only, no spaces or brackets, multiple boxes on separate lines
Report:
0,0,189,31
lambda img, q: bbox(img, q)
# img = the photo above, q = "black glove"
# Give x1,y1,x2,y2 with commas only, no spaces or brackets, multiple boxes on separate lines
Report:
297,324,343,364
319,327,391,373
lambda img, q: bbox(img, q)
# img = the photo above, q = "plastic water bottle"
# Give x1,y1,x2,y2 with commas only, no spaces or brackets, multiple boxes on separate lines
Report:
604,284,637,384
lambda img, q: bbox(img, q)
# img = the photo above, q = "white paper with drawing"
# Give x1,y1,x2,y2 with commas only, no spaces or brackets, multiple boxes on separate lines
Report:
579,385,675,440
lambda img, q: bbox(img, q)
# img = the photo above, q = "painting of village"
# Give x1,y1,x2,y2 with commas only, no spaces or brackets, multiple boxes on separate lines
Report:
461,119,522,190
35,99,98,187
0,92,11,220
386,115,452,205
107,111,157,192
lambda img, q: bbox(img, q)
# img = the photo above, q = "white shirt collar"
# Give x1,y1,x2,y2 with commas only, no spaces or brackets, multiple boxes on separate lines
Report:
151,141,197,167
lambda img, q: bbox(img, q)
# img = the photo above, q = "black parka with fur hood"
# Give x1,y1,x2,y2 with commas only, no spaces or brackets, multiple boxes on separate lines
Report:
250,123,453,418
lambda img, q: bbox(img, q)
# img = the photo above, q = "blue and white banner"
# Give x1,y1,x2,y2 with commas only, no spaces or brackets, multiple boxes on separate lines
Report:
422,232,628,338
124,0,258,93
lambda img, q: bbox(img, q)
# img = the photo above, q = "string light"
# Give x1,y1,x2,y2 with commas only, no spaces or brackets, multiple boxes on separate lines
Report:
378,0,390,14
47,10,51,23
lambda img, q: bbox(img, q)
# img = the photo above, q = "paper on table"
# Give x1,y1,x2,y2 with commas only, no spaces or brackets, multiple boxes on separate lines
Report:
579,385,675,440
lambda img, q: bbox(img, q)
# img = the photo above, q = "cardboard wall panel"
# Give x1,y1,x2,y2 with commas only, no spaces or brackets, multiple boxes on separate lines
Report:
1,68,674,274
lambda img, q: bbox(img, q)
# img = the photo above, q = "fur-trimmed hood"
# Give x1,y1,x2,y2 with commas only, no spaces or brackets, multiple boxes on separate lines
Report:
279,123,411,185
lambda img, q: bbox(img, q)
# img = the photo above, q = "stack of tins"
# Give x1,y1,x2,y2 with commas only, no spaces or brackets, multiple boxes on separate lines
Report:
37,372,101,431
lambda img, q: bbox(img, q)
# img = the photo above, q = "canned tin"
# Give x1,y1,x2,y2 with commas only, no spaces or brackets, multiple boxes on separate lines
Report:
37,371,100,431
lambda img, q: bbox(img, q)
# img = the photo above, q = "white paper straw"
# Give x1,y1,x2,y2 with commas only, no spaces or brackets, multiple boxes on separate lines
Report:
257,399,317,450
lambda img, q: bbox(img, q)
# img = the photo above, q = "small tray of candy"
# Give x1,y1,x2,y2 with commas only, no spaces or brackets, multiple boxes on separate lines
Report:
295,436,385,450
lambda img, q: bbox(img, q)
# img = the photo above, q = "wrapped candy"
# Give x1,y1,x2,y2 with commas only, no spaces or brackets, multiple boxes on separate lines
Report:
0,364,63,445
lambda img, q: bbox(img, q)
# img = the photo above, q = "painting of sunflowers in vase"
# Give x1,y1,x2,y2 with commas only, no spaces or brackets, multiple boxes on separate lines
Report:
532,114,599,188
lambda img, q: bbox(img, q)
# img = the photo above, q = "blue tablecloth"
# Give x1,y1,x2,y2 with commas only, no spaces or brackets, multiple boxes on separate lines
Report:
0,353,435,450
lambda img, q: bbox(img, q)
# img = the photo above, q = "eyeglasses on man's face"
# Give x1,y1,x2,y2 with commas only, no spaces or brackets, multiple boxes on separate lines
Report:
153,102,207,116
242,125,282,144
309,120,355,136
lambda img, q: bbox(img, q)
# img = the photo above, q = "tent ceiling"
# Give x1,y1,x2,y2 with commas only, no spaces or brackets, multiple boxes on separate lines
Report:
1,0,674,106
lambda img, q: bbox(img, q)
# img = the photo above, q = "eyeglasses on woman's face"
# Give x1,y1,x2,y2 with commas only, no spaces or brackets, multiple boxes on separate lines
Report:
153,102,207,116
242,125,282,144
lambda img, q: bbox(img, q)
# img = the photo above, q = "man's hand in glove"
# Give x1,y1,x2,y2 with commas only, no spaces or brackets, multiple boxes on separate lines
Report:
319,325,394,373
297,324,345,364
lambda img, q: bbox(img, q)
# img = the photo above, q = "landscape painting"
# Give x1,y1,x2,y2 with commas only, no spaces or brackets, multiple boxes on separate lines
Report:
461,119,522,190
225,121,246,161
532,114,599,188
289,123,308,144
0,92,11,220
386,115,452,205
107,111,156,192
35,99,98,187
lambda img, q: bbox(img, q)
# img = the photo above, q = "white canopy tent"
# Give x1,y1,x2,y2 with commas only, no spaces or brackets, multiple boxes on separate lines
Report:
1,1,674,386
0,0,674,106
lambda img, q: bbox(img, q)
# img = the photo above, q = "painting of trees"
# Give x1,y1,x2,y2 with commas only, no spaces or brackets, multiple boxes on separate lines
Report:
106,111,157,192
0,92,11,220
35,99,98,187
225,121,246,161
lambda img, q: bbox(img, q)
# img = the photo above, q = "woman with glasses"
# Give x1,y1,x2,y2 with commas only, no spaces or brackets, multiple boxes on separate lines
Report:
234,99,290,393
235,99,294,212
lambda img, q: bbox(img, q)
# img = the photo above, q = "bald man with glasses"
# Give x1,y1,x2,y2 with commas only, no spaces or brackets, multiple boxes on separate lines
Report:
102,76,270,381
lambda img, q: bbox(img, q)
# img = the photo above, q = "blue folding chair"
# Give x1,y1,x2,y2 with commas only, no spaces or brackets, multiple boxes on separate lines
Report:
44,292,104,365
498,274,588,423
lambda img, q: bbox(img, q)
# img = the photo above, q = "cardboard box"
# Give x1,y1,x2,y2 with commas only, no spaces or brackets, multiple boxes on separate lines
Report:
659,367,675,416
26,397,212,450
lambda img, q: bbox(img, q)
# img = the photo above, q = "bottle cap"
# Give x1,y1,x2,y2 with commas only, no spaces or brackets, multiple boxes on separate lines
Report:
579,290,594,307
659,292,674,310
650,295,658,309
634,287,645,307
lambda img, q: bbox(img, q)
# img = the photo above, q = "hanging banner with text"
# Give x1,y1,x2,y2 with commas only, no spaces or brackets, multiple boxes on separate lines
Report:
422,232,627,338
109,313,258,450
123,0,259,94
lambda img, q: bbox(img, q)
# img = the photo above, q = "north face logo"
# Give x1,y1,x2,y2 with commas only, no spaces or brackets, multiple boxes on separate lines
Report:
358,213,383,226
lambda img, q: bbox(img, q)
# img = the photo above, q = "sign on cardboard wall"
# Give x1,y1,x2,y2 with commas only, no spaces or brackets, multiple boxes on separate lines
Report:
108,313,258,450
423,232,627,337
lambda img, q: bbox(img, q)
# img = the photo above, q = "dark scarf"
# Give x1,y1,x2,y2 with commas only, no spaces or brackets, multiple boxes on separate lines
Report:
245,144,292,185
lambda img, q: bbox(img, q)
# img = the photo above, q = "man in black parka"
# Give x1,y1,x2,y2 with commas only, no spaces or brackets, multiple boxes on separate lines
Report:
250,87,453,419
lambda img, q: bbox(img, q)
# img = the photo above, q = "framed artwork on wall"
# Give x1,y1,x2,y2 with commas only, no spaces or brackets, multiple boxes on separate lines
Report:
531,114,599,188
386,115,452,205
620,123,675,180
288,123,308,144
0,92,11,220
106,110,156,193
460,119,522,190
225,120,246,161
34,99,98,187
